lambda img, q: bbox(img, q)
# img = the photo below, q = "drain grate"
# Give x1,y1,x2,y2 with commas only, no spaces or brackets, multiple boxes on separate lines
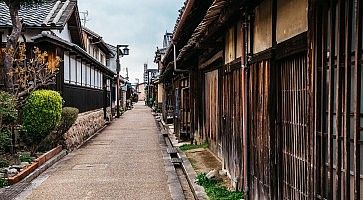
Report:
90,140,112,146
72,164,108,170
171,158,183,164
167,147,178,154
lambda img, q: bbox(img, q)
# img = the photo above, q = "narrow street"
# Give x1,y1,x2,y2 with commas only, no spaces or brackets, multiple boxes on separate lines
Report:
16,102,172,200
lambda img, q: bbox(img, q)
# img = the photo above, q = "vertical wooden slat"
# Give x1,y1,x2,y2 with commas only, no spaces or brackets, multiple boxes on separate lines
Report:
354,0,362,199
320,5,328,199
343,0,352,199
335,0,345,198
327,1,336,199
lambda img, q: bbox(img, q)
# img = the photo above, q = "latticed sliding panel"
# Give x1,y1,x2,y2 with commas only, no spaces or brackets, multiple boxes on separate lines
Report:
314,0,363,199
278,53,310,200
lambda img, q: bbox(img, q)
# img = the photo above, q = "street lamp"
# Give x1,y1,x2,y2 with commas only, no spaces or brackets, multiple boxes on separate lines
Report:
116,45,130,118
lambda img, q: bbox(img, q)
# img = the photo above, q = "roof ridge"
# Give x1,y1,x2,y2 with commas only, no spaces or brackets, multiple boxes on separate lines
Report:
52,0,70,24
43,0,61,25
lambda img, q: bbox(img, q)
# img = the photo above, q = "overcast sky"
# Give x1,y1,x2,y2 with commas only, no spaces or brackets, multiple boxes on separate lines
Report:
78,0,183,83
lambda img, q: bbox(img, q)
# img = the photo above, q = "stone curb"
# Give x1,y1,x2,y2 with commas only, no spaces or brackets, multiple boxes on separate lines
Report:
156,119,185,200
159,119,209,200
178,150,209,200
0,150,67,200
22,150,67,183
160,136,186,200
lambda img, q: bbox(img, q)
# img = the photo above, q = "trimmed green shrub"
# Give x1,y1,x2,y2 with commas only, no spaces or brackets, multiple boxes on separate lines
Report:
22,90,62,154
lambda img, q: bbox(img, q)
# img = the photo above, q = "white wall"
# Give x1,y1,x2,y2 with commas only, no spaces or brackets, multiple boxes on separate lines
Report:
53,23,72,43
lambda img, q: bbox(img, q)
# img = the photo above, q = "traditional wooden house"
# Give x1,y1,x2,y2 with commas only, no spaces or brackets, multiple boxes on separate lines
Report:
0,0,116,114
163,0,363,199
157,0,213,140
106,43,129,112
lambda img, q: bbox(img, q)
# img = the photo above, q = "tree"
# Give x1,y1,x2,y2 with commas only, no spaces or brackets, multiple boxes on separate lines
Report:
1,0,51,90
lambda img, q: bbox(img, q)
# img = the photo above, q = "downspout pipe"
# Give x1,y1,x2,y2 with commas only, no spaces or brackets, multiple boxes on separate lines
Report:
241,13,250,199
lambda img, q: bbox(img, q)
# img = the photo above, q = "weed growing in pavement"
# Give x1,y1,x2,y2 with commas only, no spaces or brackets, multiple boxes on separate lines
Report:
179,142,209,151
196,173,244,200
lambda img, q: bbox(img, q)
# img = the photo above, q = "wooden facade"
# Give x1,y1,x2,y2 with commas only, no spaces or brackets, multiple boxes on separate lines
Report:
0,1,116,114
158,0,363,198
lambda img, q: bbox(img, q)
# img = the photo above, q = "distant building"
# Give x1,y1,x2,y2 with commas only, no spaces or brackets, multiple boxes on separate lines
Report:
136,83,146,101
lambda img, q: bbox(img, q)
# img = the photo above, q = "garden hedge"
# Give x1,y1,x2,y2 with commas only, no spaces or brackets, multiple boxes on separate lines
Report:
22,90,62,152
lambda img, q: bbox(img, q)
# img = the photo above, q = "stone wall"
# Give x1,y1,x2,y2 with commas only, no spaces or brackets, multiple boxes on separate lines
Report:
64,108,112,151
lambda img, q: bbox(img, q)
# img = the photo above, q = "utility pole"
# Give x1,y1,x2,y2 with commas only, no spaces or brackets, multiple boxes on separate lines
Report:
80,10,89,27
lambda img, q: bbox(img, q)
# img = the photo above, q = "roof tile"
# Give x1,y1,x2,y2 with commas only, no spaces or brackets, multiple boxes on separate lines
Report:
0,0,76,28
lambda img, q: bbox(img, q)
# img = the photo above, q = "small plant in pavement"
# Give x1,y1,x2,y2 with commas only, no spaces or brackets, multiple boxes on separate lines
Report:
196,173,244,200
179,142,209,151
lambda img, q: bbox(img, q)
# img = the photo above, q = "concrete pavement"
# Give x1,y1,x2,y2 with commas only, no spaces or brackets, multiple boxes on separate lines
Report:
16,102,171,200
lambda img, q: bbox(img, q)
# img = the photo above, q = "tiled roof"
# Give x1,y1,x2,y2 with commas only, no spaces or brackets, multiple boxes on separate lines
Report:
0,0,76,28
177,0,229,61
172,0,188,36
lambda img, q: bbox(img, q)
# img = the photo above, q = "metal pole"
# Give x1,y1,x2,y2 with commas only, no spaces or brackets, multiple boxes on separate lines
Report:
116,45,121,118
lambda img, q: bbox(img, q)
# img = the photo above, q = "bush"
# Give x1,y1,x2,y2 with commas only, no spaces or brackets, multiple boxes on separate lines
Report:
0,129,11,152
39,107,79,151
58,107,79,134
22,90,62,154
0,178,8,188
0,159,9,168
19,153,34,163
0,91,17,126
0,92,17,153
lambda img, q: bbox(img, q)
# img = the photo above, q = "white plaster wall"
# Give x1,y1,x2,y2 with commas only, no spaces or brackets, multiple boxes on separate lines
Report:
1,29,7,42
253,0,273,53
277,0,308,43
53,23,72,43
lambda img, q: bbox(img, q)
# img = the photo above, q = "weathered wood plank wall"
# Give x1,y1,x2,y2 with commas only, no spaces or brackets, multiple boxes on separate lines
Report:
249,59,272,200
313,0,363,199
204,70,220,154
221,62,243,189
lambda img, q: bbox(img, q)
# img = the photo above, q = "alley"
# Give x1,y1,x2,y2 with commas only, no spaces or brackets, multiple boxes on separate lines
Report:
16,102,171,200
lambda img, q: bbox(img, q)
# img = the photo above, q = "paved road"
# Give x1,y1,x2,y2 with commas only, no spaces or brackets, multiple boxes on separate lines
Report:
17,103,171,200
